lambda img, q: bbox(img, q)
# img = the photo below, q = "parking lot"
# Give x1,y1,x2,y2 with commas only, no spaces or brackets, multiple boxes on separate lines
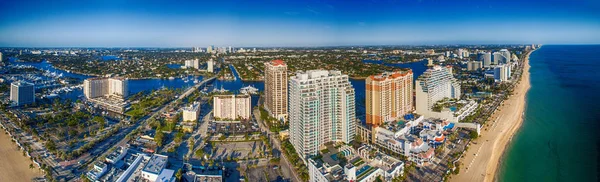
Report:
207,140,268,160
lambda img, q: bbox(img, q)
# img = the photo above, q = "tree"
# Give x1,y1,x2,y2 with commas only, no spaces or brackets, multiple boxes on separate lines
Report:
175,168,183,181
155,130,165,147
29,163,34,170
469,131,479,139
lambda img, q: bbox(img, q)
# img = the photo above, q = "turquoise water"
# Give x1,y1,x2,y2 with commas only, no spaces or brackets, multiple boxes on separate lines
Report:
499,45,600,181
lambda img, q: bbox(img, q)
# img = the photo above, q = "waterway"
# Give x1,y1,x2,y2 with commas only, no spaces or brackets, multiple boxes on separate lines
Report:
8,58,428,122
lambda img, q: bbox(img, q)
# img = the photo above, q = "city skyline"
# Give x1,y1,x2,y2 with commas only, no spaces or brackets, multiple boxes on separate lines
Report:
1,0,599,47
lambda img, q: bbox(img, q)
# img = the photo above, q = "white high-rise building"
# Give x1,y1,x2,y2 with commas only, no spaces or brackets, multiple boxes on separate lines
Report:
478,52,492,68
415,66,461,116
213,95,251,120
289,70,356,159
499,49,511,63
182,102,201,122
207,59,214,73
207,46,214,54
494,64,512,82
185,59,200,69
83,77,129,99
10,81,35,106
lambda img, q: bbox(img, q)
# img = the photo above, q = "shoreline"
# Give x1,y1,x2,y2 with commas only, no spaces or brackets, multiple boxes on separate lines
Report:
0,130,44,181
451,48,535,182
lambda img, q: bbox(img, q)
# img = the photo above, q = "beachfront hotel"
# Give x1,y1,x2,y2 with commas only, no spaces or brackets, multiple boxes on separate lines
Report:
10,81,35,106
213,94,251,121
494,64,512,82
182,101,201,122
264,59,288,122
415,66,461,117
289,70,356,160
365,70,413,126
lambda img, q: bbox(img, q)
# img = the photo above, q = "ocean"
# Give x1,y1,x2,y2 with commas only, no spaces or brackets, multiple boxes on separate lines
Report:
499,45,600,181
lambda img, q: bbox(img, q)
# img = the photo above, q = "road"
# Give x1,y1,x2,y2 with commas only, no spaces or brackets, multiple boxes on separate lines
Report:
253,108,301,182
75,76,216,181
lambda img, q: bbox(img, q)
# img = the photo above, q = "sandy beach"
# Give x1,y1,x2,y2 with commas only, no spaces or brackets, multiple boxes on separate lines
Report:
451,50,533,182
0,131,43,182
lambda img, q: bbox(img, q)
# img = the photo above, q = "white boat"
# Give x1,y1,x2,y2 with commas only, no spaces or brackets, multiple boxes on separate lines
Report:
168,77,175,80
240,85,259,95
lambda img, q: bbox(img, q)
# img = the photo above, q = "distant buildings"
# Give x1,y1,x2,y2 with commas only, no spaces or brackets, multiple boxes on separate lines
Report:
213,95,251,121
457,48,469,58
207,59,214,73
10,81,35,106
289,70,356,159
182,101,201,122
84,77,129,99
264,60,288,122
365,70,413,126
415,66,461,117
477,52,492,68
83,77,129,114
494,64,512,82
467,61,482,71
185,59,200,69
207,45,214,54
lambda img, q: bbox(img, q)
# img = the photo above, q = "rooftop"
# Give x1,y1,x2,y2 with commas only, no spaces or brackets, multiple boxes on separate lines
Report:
142,154,168,175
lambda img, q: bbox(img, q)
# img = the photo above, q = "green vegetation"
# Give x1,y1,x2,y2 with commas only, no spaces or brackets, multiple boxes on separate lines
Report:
126,88,179,120
469,131,479,139
281,139,309,181
258,106,288,133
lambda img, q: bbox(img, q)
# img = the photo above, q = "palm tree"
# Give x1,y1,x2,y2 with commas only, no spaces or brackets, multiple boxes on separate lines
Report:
29,163,34,170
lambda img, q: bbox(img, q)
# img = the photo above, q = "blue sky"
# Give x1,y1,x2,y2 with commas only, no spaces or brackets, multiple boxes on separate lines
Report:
0,0,599,47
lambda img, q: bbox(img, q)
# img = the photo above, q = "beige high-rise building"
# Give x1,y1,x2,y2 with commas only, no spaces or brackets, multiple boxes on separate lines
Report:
366,70,413,126
84,77,129,99
264,60,288,122
213,95,251,120
182,102,201,122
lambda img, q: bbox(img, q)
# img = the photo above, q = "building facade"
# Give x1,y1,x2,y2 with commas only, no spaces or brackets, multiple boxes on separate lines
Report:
494,64,512,82
83,77,129,99
365,70,413,126
415,66,461,116
183,102,201,122
213,95,251,120
207,59,214,73
467,61,482,71
289,70,356,159
10,81,35,106
264,60,288,122
477,52,492,68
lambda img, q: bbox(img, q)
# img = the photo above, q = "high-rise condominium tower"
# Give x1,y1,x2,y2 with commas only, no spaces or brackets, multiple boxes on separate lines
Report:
415,66,461,115
10,81,35,106
366,70,413,126
83,77,129,99
264,60,288,122
289,70,356,159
